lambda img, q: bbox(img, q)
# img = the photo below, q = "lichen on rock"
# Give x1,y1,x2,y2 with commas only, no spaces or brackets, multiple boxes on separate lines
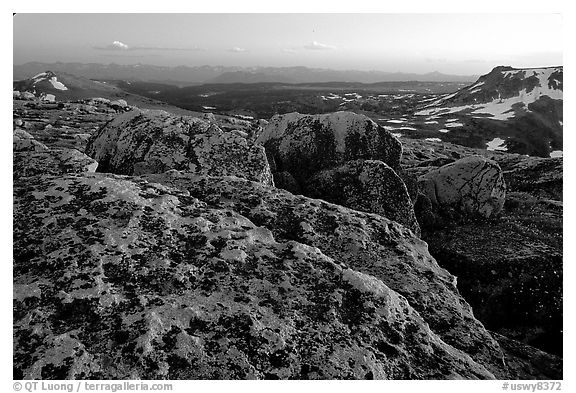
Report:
14,172,497,379
256,111,402,182
86,109,273,186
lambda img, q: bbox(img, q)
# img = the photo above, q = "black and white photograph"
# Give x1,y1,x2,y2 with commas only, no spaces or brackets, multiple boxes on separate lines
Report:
7,3,569,387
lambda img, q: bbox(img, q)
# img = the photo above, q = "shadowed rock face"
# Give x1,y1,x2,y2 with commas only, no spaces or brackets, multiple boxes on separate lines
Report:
303,160,420,235
257,112,402,181
14,172,495,380
86,109,274,186
493,333,562,380
417,155,506,221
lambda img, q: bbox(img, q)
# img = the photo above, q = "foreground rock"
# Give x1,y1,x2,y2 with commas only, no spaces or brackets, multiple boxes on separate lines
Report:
303,160,420,235
85,109,273,186
14,172,495,379
417,155,506,224
143,171,507,377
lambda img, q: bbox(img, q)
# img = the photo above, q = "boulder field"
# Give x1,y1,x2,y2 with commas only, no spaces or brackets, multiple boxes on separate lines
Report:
13,105,561,379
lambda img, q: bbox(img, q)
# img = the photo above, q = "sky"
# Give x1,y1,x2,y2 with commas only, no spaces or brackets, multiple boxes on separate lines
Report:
13,13,563,75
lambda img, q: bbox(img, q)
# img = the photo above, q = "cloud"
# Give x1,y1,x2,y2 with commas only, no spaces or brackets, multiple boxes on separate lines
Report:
94,40,130,51
304,41,336,50
229,47,248,53
111,40,129,50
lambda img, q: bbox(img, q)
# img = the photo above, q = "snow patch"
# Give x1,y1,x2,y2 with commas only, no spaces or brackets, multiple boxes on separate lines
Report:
425,138,442,142
486,137,507,151
42,94,56,102
468,81,485,90
390,126,417,131
391,133,403,138
32,72,47,80
438,129,450,133
49,77,68,91
344,93,362,99
444,122,464,128
550,150,563,158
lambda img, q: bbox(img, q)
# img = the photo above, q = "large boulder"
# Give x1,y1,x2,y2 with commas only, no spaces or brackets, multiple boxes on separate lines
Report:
86,109,273,186
256,112,417,232
256,112,402,184
303,160,420,235
417,155,506,220
14,172,497,380
143,171,509,378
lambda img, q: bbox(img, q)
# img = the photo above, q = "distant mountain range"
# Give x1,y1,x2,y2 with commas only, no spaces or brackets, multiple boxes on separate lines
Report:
13,62,478,85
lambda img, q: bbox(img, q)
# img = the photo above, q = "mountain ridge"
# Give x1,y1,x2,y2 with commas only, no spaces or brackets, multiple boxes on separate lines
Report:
14,62,478,85
413,65,563,157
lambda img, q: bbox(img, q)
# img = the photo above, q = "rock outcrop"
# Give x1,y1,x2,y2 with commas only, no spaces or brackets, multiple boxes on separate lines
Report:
255,112,419,235
13,97,561,380
143,171,507,377
257,112,402,181
402,141,562,359
14,148,98,178
499,156,562,201
86,109,273,186
417,155,506,222
14,172,496,380
14,127,98,178
303,160,420,235
14,129,49,152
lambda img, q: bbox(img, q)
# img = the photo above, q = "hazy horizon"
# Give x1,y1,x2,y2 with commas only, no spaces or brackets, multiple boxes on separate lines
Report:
13,14,562,76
